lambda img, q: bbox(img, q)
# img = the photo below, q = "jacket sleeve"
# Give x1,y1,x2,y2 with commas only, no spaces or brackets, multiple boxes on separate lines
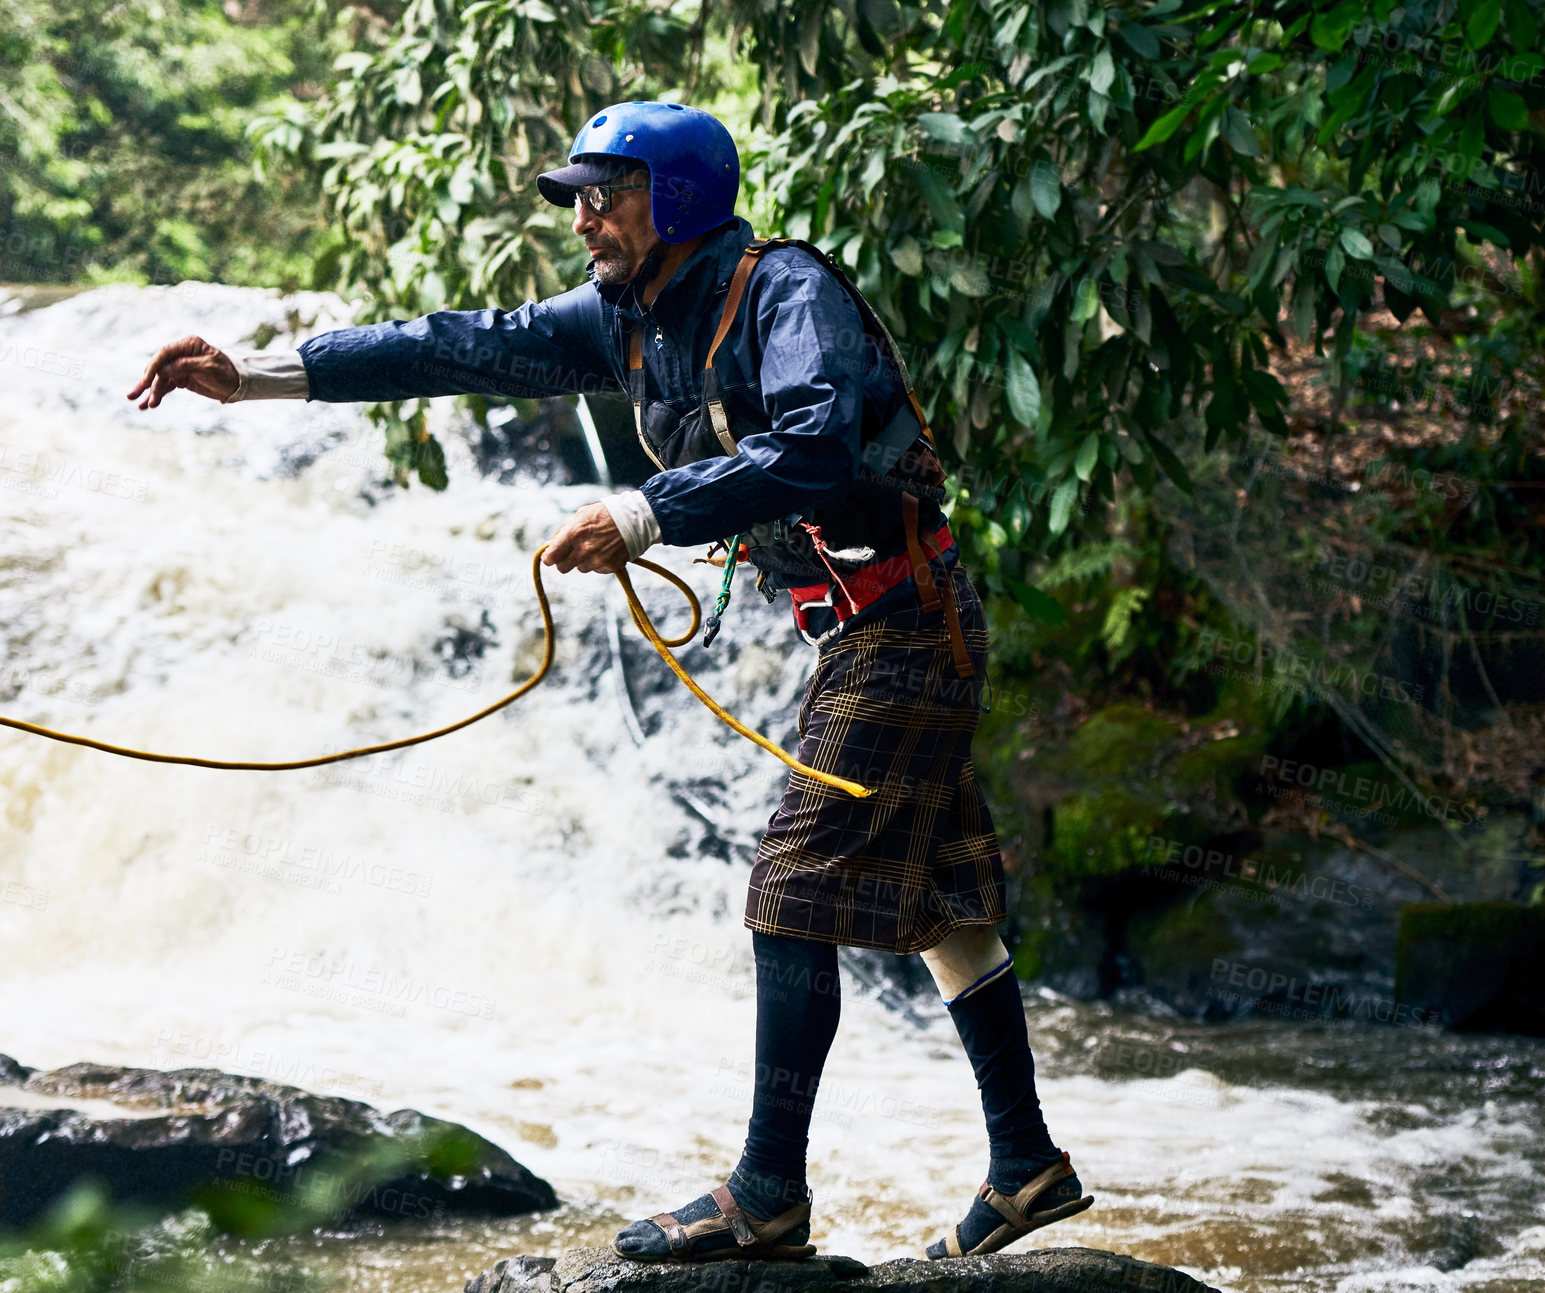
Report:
297,284,618,403
637,260,866,548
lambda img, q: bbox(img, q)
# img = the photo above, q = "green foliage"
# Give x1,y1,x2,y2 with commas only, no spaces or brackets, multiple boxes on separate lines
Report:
271,0,1544,560
752,0,1543,549
0,0,338,289
192,0,1544,778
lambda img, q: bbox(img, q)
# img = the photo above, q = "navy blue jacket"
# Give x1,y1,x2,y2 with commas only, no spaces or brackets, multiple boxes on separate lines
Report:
297,217,952,634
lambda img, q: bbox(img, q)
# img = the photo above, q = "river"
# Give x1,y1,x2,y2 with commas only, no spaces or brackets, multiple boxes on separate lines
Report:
1,285,1540,1293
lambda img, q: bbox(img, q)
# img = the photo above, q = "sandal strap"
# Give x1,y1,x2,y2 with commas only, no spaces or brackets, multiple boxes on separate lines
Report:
710,1183,811,1248
1010,1152,1075,1214
710,1184,758,1246
981,1152,1076,1228
646,1185,814,1258
648,1212,690,1256
751,1198,812,1247
979,1181,1027,1229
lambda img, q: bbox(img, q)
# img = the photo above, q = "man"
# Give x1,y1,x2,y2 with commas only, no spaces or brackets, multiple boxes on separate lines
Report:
128,101,1092,1261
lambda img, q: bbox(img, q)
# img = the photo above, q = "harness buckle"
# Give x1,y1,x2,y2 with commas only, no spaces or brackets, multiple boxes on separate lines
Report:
771,511,806,544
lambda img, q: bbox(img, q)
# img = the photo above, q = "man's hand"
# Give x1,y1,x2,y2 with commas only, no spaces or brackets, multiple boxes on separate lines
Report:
126,336,239,409
542,502,630,574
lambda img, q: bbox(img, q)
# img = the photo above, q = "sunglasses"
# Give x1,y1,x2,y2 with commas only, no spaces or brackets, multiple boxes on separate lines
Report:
573,182,648,215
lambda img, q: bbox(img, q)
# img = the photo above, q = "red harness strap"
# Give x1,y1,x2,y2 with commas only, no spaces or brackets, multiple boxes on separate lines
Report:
787,521,954,628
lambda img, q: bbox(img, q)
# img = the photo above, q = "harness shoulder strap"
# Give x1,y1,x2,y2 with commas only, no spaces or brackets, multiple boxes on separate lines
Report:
628,322,667,472
701,239,780,457
697,235,941,474
705,240,776,371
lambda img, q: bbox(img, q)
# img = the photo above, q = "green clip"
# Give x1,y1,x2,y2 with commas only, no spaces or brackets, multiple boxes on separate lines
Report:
702,533,744,647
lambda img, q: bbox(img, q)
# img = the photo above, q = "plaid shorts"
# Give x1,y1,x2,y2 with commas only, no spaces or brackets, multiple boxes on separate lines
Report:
744,562,1007,954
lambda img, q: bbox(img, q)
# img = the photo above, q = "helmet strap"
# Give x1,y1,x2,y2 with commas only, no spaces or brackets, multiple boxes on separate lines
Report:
629,238,668,291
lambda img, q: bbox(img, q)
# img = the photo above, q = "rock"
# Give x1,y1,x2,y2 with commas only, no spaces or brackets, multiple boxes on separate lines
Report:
0,1054,557,1230
466,1246,1222,1293
467,1255,560,1293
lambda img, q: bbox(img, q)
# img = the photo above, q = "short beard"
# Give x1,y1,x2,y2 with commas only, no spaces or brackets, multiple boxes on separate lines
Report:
590,250,634,284
588,238,664,287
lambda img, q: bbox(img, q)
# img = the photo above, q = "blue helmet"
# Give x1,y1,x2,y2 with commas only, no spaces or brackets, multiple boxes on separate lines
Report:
536,102,739,244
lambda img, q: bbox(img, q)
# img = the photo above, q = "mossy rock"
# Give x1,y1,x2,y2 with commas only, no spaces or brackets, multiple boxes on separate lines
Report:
1060,703,1181,780
1040,788,1166,882
1169,722,1271,809
1007,699,1263,828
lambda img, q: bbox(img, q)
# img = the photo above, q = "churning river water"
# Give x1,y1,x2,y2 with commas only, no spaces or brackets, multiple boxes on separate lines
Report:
0,285,1541,1293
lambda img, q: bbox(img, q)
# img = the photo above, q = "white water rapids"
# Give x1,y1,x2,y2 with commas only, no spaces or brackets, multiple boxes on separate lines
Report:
0,284,1541,1293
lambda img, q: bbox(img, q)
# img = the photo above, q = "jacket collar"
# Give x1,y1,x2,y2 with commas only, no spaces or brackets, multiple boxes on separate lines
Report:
592,216,754,324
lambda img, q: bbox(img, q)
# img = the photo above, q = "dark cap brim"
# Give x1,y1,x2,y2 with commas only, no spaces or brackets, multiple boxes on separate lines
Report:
536,157,634,206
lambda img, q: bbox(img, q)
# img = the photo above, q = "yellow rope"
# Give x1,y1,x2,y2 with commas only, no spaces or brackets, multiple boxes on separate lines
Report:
0,543,872,797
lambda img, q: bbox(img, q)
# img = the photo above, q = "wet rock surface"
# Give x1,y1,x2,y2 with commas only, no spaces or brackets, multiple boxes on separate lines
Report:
465,1246,1223,1293
0,1054,556,1229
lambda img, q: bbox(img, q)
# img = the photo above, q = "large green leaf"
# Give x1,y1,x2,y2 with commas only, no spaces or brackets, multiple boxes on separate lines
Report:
1005,577,1068,626
918,112,972,146
1465,0,1504,48
1089,48,1116,97
1338,227,1374,260
1310,2,1362,51
1134,101,1192,151
890,235,925,275
414,432,448,490
914,165,966,233
1075,432,1100,482
1141,431,1194,494
1488,89,1529,129
1117,22,1160,58
1048,477,1080,534
1030,160,1062,218
1006,349,1042,426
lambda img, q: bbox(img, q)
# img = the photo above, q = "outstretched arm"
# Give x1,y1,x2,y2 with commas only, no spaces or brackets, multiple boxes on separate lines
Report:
128,284,617,408
298,285,615,403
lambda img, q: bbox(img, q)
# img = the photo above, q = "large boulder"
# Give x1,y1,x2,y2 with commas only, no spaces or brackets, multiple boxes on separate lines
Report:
0,1054,556,1230
466,1246,1223,1293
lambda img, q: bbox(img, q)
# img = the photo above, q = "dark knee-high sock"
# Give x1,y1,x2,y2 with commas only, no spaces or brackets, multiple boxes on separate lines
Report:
729,930,841,1219
945,958,1060,1170
928,958,1080,1256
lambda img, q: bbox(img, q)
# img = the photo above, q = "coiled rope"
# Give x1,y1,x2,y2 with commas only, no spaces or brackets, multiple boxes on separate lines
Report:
0,543,872,798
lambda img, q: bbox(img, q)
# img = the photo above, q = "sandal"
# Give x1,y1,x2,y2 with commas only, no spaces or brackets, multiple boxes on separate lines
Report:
611,1182,818,1263
927,1151,1095,1259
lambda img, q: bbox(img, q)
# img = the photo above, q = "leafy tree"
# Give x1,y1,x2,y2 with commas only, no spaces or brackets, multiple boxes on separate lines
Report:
749,0,1544,817
0,0,337,290
750,0,1543,580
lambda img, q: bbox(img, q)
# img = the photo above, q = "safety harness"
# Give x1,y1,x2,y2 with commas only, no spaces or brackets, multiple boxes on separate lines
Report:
627,236,976,679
